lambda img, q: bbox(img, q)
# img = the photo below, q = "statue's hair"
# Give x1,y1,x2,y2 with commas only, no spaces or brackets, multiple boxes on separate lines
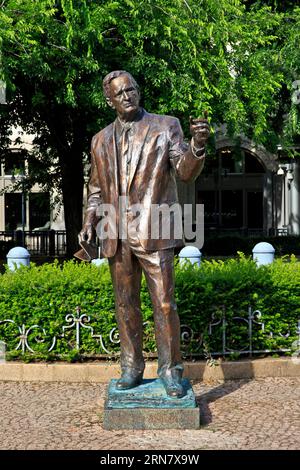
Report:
102,70,139,99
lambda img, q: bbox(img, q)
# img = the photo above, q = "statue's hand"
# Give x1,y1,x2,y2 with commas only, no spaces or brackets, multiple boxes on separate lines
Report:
190,116,210,149
79,223,94,244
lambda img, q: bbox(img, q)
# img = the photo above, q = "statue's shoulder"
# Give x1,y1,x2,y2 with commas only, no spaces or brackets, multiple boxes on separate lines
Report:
146,111,179,128
91,123,114,148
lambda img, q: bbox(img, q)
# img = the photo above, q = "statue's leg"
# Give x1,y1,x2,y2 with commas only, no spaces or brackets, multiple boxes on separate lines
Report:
133,247,183,380
108,241,145,378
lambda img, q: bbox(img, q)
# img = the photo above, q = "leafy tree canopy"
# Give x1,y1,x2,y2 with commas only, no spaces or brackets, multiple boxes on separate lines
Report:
0,0,299,253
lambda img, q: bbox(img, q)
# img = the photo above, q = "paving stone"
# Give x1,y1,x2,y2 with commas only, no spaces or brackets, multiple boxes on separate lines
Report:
0,378,299,450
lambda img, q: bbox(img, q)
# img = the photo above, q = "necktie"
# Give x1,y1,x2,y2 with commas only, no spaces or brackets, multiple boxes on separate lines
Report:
121,123,131,160
120,123,132,193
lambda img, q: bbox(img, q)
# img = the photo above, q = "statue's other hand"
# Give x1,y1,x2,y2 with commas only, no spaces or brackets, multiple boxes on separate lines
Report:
79,223,94,244
190,117,210,148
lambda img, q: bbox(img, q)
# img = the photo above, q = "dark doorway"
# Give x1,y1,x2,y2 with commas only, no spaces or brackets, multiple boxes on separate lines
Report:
247,191,263,229
197,190,219,227
5,193,25,231
222,190,243,228
29,193,50,230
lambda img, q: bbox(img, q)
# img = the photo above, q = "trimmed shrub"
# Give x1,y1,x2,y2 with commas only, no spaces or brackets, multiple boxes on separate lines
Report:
0,256,299,361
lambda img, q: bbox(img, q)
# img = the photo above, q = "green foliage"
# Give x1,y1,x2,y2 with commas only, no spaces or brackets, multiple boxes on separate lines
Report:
176,254,299,354
0,256,299,361
1,0,285,141
0,260,117,359
1,1,299,254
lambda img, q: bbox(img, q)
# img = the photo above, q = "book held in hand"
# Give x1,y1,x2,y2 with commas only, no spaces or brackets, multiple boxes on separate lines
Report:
74,240,98,262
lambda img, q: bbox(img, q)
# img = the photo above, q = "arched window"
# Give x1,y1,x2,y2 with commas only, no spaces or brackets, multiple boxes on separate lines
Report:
196,148,266,232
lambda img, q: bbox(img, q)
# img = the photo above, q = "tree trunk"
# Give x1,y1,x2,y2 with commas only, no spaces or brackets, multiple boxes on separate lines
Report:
60,148,84,258
45,109,87,258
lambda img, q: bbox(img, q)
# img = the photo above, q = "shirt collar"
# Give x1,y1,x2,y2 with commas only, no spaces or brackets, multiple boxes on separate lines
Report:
116,108,144,133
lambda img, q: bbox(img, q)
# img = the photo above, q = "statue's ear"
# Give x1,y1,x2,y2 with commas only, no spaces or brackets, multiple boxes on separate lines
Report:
106,96,114,109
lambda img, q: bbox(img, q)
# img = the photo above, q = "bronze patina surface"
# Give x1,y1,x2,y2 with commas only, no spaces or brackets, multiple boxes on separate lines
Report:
78,71,209,399
103,378,200,430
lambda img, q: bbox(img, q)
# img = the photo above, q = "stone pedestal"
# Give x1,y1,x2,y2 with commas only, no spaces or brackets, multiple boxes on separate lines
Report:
103,378,200,430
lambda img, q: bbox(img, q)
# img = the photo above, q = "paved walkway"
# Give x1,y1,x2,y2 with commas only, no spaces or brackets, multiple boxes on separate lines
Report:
0,377,300,450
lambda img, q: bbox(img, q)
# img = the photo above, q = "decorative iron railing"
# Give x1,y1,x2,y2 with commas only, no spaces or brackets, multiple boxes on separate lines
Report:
0,230,67,256
204,227,289,237
0,306,299,359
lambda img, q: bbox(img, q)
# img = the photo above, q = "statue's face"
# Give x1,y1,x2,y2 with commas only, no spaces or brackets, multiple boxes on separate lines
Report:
108,74,140,120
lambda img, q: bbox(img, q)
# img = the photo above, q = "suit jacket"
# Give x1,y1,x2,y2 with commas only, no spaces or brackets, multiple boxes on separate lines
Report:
84,109,205,258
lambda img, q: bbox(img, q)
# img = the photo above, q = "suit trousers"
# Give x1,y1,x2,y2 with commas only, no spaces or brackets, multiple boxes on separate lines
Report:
108,224,183,379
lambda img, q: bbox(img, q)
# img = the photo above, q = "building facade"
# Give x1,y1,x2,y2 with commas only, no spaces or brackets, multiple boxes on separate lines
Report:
0,127,65,233
177,128,300,237
1,126,300,244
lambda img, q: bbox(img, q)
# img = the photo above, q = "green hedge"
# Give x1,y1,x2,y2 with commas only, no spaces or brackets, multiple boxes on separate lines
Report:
0,255,299,361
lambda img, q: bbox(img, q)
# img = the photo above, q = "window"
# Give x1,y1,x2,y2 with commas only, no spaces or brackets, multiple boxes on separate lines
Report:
29,193,50,230
4,151,26,175
197,190,219,226
247,191,263,228
196,148,265,231
220,149,243,174
5,193,25,231
244,153,264,173
221,190,243,228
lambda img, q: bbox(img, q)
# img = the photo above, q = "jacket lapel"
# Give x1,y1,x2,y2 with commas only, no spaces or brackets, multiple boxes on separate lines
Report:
127,111,151,191
104,121,119,196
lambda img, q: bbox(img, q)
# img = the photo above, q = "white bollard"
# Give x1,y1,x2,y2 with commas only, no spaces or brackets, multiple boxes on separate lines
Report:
0,341,6,364
6,247,30,271
179,246,202,267
252,242,275,266
91,258,108,267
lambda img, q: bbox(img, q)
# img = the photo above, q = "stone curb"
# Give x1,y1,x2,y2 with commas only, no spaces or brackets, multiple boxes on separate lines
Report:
0,358,299,382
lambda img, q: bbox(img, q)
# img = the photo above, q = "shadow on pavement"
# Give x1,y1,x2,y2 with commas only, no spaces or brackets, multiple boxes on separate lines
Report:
194,361,254,425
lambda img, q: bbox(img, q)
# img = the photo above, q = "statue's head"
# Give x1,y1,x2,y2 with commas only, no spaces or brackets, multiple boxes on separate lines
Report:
103,70,140,121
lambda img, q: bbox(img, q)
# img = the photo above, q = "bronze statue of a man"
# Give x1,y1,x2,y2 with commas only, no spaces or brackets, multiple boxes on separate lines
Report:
79,71,209,398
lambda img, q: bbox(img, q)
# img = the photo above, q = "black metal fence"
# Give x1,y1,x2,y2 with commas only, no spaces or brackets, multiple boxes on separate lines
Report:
204,227,289,237
0,230,67,256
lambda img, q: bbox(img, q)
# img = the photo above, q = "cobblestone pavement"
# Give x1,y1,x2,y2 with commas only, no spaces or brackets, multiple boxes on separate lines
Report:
0,377,300,450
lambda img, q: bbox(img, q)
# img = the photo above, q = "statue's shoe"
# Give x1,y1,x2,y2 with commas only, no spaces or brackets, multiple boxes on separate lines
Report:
160,374,185,398
116,371,143,390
